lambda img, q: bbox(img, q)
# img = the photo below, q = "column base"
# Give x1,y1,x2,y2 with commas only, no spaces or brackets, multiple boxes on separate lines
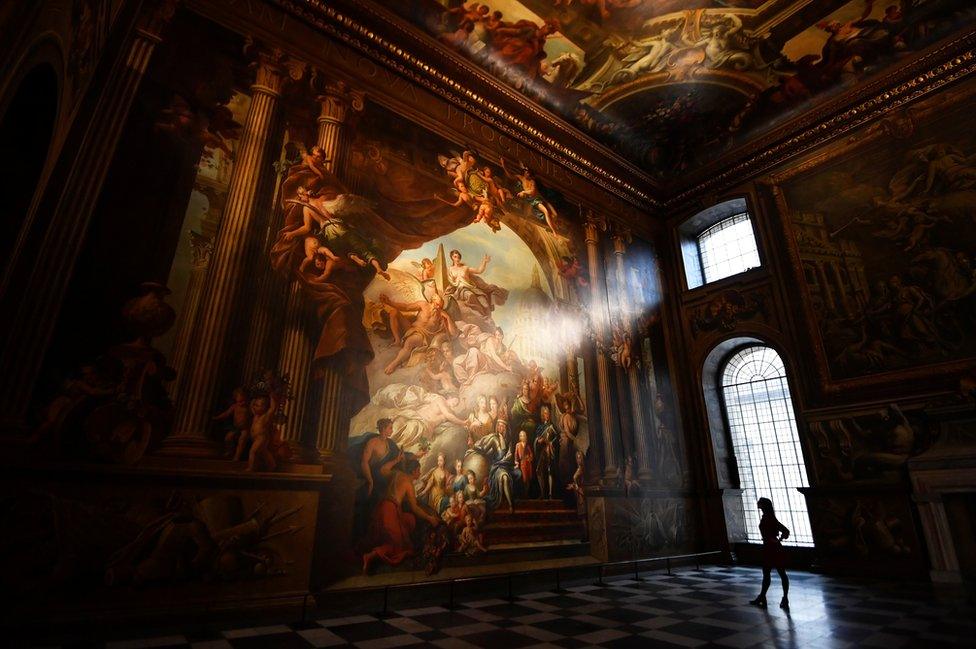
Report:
599,470,620,486
154,433,222,458
637,470,654,481
288,440,324,465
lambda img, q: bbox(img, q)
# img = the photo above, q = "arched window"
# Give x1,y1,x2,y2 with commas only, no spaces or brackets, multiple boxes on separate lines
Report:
697,212,761,285
721,345,813,546
679,198,761,289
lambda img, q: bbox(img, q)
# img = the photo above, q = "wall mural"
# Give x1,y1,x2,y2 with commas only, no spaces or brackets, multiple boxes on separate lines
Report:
805,404,933,484
390,0,976,177
768,83,976,384
264,104,600,579
15,10,683,605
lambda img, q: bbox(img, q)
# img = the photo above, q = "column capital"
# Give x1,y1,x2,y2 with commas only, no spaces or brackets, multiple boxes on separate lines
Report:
611,223,632,255
312,73,366,125
244,39,305,98
188,231,214,268
136,0,180,43
583,209,607,244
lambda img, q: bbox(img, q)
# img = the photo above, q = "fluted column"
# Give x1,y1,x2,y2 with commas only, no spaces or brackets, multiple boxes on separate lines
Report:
583,210,622,482
315,80,365,173
277,283,316,456
0,0,178,433
612,227,654,481
161,47,287,456
168,231,214,399
316,368,348,459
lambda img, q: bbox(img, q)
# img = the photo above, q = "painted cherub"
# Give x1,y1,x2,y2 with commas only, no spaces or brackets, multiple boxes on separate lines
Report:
240,389,284,472
436,150,478,207
473,166,511,207
611,324,633,370
291,186,341,281
472,190,501,232
553,0,643,20
623,455,640,497
215,387,252,458
457,514,487,556
566,449,586,509
300,145,329,181
557,255,589,287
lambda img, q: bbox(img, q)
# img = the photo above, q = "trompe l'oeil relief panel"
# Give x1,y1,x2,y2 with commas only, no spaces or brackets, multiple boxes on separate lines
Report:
766,77,976,388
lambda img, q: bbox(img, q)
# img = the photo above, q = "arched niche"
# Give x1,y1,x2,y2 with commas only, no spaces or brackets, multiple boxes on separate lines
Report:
0,61,60,267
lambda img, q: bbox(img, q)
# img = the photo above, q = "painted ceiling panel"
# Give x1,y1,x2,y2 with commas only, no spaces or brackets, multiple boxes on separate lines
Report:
386,0,976,180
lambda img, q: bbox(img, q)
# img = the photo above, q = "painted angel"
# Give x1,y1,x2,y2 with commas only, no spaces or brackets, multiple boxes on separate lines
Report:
367,261,444,346
435,150,479,208
500,158,560,235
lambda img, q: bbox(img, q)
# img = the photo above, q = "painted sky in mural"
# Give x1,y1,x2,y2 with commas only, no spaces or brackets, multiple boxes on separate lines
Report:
347,217,591,576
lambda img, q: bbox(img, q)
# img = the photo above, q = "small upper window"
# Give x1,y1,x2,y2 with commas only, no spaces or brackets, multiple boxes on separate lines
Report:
697,213,761,284
679,198,761,289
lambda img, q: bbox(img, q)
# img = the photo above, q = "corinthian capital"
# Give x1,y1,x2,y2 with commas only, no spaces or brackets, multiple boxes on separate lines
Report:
310,71,366,125
583,209,607,244
611,223,632,255
137,0,180,42
244,38,305,98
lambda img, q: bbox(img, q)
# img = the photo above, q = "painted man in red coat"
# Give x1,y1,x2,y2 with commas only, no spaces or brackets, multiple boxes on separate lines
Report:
361,457,441,574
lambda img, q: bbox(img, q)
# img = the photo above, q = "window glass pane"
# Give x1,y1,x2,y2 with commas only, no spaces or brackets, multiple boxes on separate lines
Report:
721,346,813,547
697,213,761,284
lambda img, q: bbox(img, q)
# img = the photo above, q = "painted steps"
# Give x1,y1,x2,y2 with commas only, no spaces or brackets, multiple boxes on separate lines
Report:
481,498,584,545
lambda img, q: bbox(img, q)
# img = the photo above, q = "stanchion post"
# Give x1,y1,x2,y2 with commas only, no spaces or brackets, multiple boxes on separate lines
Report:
507,574,514,602
376,585,394,619
666,557,671,575
446,579,458,610
554,568,568,594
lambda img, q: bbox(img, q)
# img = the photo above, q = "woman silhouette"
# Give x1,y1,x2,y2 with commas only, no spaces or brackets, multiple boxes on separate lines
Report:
750,497,790,610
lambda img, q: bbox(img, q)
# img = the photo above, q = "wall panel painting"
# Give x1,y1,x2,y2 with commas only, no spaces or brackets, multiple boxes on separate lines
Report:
767,81,976,387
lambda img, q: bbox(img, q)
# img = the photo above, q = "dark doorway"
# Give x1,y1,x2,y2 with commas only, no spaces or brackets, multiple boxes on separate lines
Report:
0,63,59,264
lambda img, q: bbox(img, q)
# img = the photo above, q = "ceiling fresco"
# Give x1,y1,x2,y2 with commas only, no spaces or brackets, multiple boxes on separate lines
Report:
389,0,976,180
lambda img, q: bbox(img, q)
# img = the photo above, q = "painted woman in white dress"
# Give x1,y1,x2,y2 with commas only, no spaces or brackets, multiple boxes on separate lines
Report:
444,249,508,326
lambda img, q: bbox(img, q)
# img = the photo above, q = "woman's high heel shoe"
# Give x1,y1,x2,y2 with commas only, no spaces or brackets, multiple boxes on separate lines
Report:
749,596,767,608
780,598,789,610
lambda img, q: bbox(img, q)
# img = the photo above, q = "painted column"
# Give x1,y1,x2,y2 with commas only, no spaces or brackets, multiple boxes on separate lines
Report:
612,227,654,481
161,46,288,456
274,78,364,459
583,210,621,482
0,0,178,432
168,231,214,399
815,261,836,312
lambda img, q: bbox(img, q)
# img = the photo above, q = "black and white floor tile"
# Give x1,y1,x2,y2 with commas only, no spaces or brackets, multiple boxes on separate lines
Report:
38,566,976,648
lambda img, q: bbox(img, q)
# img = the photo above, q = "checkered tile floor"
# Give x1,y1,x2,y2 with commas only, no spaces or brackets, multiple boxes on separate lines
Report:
43,566,976,648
